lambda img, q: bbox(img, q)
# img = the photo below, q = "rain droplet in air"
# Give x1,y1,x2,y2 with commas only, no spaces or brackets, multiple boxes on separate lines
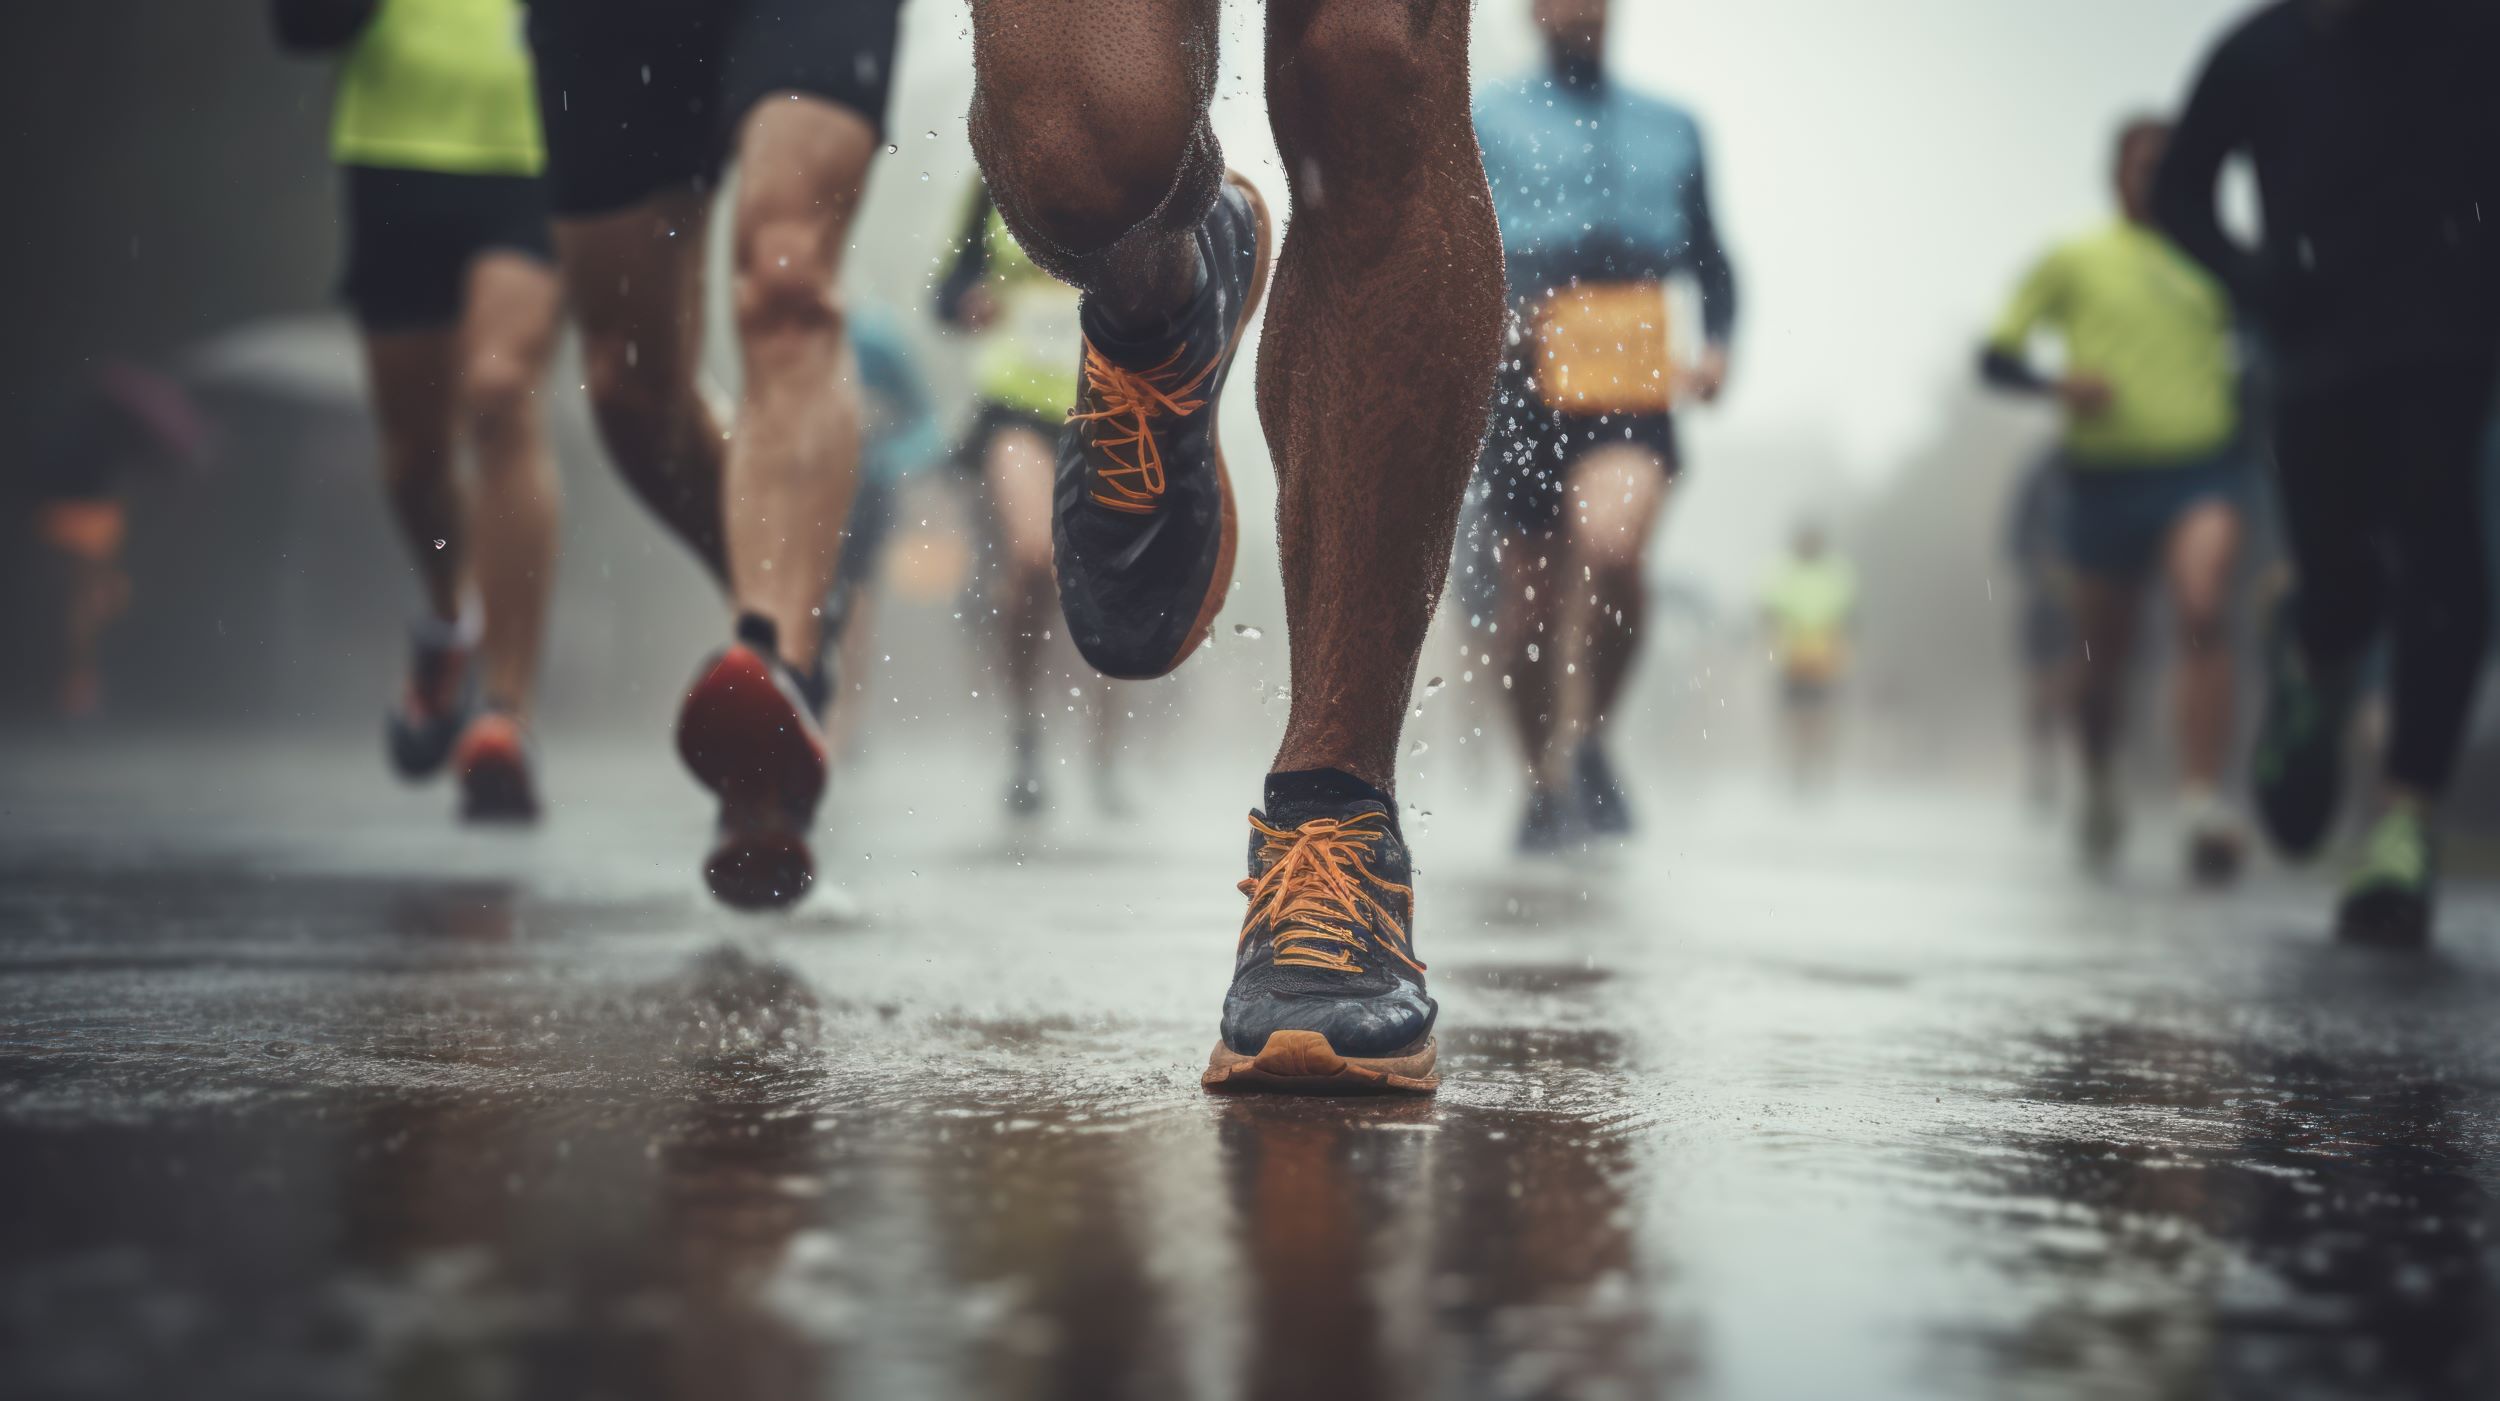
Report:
432,539,447,550
1411,739,1429,756
1233,623,1263,639
1423,676,1446,697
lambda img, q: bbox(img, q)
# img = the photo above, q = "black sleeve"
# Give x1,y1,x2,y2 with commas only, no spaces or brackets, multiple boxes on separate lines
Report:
2152,22,2267,308
1684,145,1738,345
934,184,999,324
1978,346,2053,395
270,0,377,55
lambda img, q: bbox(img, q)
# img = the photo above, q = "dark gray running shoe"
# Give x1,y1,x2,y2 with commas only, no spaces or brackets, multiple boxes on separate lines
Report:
1054,171,1273,679
1204,798,1439,1096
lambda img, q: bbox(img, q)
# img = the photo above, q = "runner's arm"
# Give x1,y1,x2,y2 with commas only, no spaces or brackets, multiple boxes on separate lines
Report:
2152,31,2266,307
1978,253,2061,395
1683,138,1738,349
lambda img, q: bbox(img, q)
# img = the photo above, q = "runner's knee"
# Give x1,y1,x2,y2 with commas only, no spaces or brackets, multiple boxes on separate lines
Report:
461,352,540,456
1272,0,1450,152
735,219,845,351
972,52,1204,256
2176,602,2228,656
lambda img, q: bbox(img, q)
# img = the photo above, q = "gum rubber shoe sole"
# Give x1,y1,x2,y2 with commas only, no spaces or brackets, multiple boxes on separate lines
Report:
1201,1029,1439,1096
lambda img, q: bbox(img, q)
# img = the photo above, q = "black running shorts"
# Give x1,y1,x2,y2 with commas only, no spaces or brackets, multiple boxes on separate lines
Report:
339,166,555,333
527,0,907,218
1474,393,1681,537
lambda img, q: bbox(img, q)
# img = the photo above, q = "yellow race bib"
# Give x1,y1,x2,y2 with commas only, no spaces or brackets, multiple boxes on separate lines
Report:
1532,281,1674,416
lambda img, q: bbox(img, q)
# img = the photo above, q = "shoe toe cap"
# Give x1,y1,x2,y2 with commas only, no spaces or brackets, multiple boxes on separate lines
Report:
1221,980,1437,1058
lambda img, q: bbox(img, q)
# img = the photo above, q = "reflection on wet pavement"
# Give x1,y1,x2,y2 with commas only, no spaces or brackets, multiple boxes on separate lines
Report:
3,742,2499,1399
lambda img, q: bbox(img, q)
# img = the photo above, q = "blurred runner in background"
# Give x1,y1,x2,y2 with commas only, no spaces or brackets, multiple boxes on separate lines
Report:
275,0,563,822
12,364,212,721
525,0,903,906
819,306,943,763
1474,0,1739,853
1983,118,2249,882
2156,0,2500,945
1760,524,1858,792
935,181,1126,820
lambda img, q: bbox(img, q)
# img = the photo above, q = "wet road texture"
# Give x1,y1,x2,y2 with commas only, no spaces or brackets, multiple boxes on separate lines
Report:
4,736,2499,1401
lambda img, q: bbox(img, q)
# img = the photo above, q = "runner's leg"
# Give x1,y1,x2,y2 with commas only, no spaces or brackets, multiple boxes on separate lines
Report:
967,0,1216,322
1496,536,1562,786
721,97,880,674
457,252,564,719
361,329,464,624
1261,0,1506,787
2382,363,2496,802
2160,497,2239,793
983,421,1057,789
2070,574,2142,783
1557,444,1671,766
555,189,727,581
2270,387,2384,678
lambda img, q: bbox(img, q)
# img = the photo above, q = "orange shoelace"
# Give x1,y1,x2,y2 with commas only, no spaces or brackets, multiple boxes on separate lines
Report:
1236,811,1424,976
1068,338,1215,514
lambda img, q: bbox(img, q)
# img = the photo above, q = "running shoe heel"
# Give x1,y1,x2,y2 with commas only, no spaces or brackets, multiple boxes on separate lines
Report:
455,713,541,824
676,629,828,911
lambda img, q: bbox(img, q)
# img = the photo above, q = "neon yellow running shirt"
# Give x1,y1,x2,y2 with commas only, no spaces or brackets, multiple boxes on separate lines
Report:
1988,220,2236,467
968,199,1082,420
331,0,542,176
1762,555,1859,681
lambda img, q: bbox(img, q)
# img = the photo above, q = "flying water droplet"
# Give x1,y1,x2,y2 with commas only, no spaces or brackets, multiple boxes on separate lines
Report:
1233,623,1263,639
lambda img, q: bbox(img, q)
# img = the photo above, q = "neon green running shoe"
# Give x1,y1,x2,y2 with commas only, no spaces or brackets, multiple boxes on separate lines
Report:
2336,805,2435,950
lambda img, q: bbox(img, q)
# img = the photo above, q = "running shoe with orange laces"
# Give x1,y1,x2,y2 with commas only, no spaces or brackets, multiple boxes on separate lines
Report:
1203,790,1440,1095
453,709,540,824
1054,170,1273,679
387,616,475,780
676,613,830,910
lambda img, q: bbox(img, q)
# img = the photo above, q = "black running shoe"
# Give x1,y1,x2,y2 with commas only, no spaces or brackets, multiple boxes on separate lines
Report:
1575,743,1634,835
676,614,829,911
1516,787,1576,856
2251,596,2356,861
1054,170,1273,679
1204,798,1439,1095
387,618,474,780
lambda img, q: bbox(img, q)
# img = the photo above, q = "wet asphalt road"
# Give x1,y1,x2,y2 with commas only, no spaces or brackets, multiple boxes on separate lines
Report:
4,735,2500,1401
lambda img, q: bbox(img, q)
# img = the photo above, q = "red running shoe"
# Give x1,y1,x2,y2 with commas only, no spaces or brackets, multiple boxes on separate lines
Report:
675,614,828,910
454,711,540,824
